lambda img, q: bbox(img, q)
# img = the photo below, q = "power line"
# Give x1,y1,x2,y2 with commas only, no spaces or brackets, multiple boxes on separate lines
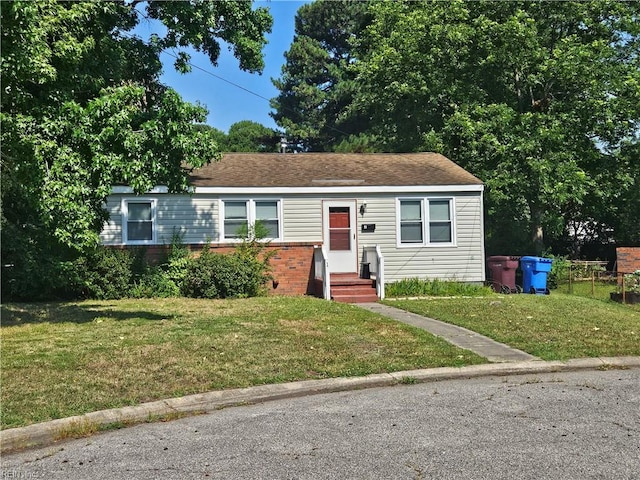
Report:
119,26,356,139
120,28,459,180
161,49,274,104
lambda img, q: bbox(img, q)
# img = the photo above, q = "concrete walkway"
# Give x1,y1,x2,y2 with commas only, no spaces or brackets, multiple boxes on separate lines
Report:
357,302,539,363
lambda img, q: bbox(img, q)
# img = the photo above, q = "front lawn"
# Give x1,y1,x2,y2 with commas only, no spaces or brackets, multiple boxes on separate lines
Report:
386,293,640,360
1,297,484,429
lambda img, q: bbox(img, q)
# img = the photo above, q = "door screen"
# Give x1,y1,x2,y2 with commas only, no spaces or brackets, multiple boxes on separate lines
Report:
329,207,351,251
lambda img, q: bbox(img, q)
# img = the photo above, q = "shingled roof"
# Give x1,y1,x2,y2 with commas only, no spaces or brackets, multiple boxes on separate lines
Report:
189,152,482,188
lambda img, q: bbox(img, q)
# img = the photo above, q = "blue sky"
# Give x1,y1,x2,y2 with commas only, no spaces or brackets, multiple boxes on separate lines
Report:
137,1,308,133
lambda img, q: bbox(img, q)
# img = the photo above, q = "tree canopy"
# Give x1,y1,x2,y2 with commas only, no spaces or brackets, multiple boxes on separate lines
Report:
271,0,640,254
353,0,639,254
270,0,372,151
1,0,272,298
225,120,280,152
194,121,280,152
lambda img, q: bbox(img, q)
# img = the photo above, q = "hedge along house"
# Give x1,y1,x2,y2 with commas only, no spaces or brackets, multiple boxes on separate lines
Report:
100,152,485,302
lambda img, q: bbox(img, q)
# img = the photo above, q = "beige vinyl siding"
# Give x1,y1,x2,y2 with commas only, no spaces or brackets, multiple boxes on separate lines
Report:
100,196,122,245
356,196,397,248
156,195,218,244
282,196,323,242
100,194,219,245
100,190,484,283
353,192,484,283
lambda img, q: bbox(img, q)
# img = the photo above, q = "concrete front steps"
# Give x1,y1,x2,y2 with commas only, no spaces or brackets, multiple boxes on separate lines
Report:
330,273,378,303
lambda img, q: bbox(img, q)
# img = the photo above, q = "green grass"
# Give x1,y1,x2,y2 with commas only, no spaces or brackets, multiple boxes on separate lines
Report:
386,293,640,361
385,278,493,298
554,278,619,301
1,297,485,429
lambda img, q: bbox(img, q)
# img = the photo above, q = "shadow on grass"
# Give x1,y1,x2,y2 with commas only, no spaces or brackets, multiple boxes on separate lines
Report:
1,302,168,327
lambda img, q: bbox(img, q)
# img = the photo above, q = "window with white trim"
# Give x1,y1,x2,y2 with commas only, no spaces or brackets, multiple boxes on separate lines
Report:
397,198,455,246
224,201,249,239
255,200,280,239
122,199,156,244
428,199,452,243
400,200,423,244
221,199,282,241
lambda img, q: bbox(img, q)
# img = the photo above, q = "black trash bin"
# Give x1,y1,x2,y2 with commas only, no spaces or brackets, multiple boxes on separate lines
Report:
487,256,520,293
360,262,371,279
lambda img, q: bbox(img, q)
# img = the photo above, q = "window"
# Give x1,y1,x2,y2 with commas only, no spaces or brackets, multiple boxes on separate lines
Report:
224,201,249,239
400,200,423,244
397,198,454,246
221,199,282,241
255,201,279,239
328,206,351,251
429,200,452,243
123,199,156,244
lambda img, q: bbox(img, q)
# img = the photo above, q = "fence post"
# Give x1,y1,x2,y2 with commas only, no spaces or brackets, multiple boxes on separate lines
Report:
568,263,573,294
622,274,626,304
591,270,595,297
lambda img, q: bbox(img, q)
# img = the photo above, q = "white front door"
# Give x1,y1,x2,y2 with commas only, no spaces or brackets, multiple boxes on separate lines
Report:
323,200,358,273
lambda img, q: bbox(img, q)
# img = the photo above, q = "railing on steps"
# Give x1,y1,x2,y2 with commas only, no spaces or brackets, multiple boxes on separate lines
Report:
313,245,331,300
315,245,385,301
362,245,385,300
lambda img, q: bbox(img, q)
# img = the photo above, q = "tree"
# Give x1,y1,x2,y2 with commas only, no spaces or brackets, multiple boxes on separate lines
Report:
270,0,372,151
225,120,280,152
351,0,640,254
1,0,272,298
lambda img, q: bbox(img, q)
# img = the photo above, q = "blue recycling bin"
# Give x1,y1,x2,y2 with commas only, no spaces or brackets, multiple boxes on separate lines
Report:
520,256,553,294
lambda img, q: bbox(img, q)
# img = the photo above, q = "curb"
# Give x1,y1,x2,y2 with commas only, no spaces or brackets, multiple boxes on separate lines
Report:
2,356,639,454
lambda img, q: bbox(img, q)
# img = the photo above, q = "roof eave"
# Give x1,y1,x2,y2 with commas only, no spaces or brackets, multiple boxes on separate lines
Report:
111,184,484,195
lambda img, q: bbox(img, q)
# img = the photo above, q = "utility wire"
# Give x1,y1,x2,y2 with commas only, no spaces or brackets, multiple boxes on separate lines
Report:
120,26,466,183
146,36,463,178
120,24,354,140
161,48,274,104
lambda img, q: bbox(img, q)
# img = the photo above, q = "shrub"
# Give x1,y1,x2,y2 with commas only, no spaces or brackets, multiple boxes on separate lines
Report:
130,267,180,298
234,221,276,285
182,249,268,299
163,230,192,289
620,270,640,294
542,252,570,289
75,247,133,299
0,246,84,301
182,222,276,299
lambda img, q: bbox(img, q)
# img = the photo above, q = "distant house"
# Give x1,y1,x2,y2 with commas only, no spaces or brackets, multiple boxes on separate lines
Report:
101,152,485,302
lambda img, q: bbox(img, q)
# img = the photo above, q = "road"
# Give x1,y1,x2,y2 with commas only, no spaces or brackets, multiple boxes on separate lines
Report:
2,368,639,479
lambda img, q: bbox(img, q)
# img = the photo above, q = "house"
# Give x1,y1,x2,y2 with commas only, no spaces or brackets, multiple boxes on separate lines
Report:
101,152,485,302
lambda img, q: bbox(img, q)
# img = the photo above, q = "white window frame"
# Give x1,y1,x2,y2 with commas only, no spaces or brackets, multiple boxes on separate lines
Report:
220,198,283,242
222,199,250,241
398,198,425,245
121,198,157,245
428,198,455,245
396,197,456,248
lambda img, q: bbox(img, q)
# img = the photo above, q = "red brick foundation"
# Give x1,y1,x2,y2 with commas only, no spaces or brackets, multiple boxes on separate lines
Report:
117,242,318,297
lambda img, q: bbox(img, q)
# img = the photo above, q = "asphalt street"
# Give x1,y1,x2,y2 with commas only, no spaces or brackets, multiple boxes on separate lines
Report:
2,368,639,480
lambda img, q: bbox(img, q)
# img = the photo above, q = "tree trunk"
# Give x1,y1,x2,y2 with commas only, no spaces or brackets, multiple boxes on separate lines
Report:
531,207,545,255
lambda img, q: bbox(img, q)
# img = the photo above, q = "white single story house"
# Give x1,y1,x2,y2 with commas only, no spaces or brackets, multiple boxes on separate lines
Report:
101,152,485,302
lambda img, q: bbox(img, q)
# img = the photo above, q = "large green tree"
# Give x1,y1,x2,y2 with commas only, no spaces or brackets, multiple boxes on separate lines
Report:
1,0,272,298
351,0,639,254
225,120,280,152
194,121,280,152
270,0,372,151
